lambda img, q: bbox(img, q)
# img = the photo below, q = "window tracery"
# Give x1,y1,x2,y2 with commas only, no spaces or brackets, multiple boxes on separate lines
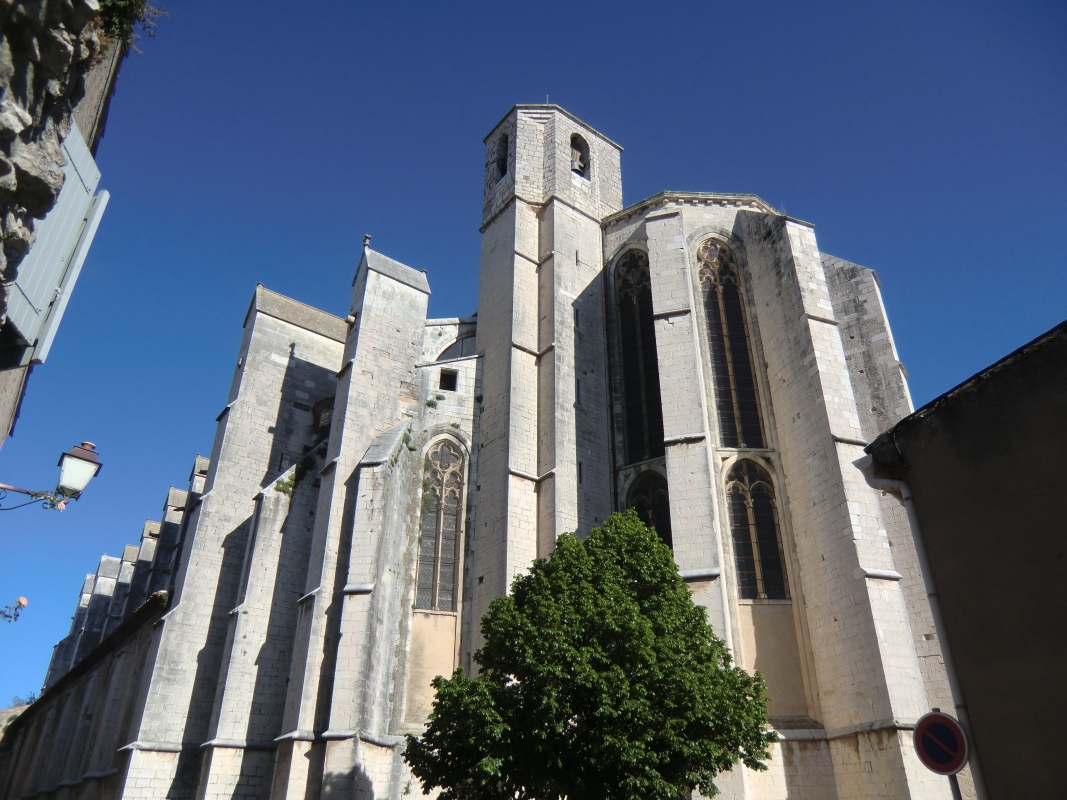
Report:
616,250,665,464
698,240,765,448
415,439,465,611
726,460,787,600
627,471,672,549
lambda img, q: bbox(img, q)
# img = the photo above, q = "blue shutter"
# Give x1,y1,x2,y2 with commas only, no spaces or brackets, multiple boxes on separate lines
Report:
7,120,109,364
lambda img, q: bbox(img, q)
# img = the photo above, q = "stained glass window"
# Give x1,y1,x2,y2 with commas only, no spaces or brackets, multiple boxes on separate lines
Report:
617,250,665,465
627,471,672,549
415,440,465,611
726,460,788,600
698,241,765,449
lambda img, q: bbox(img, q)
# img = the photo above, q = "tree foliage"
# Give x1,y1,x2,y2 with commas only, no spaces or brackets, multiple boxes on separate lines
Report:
404,510,775,800
99,0,166,49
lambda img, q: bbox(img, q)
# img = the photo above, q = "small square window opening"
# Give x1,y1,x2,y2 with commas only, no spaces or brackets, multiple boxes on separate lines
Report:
439,369,458,392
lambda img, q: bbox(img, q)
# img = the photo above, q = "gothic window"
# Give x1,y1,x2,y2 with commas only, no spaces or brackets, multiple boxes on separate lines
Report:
570,134,589,178
494,134,508,182
415,440,465,611
726,460,787,600
627,471,672,548
698,240,765,448
616,250,665,464
436,335,477,361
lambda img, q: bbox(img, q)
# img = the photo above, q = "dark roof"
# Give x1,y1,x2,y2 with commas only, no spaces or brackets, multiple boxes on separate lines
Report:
867,317,1067,473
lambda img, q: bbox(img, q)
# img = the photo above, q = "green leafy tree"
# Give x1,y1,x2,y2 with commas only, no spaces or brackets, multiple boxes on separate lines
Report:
404,510,775,800
99,0,167,50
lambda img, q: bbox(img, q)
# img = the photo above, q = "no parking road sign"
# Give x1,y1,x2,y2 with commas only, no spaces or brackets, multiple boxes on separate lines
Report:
914,711,969,775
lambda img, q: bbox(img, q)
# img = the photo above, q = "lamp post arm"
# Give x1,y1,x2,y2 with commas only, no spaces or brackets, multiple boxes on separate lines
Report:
0,482,40,496
0,483,67,511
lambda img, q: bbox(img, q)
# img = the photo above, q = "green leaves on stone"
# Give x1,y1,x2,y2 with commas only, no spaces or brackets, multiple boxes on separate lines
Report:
403,510,775,800
99,0,167,49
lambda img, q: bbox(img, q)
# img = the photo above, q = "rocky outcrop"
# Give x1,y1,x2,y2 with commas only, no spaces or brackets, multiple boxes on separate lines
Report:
0,0,104,326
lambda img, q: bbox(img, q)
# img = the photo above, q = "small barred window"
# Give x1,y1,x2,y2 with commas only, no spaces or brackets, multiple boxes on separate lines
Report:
726,460,788,600
415,440,465,611
698,241,765,448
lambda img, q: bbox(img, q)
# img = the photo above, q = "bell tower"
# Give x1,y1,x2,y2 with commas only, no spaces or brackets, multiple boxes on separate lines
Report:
471,106,622,654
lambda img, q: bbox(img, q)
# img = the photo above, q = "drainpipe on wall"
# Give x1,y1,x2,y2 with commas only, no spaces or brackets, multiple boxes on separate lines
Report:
854,453,989,800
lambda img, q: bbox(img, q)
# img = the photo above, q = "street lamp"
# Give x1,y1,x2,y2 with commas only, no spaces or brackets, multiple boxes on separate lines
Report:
0,442,103,511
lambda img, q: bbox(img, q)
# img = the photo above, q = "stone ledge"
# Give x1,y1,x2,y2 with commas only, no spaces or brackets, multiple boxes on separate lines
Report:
274,730,317,742
653,307,690,319
806,312,839,326
664,433,705,446
200,738,276,751
854,567,903,581
680,568,721,582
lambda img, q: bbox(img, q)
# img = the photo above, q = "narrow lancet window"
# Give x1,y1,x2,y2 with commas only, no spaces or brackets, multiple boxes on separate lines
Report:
494,134,508,182
570,133,589,178
726,460,787,600
415,440,465,611
698,240,765,448
616,250,665,464
627,471,672,549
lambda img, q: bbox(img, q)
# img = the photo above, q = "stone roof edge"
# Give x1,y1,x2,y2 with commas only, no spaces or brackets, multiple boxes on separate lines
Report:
246,285,347,343
867,317,1067,466
483,104,624,150
821,252,881,288
359,249,431,295
602,191,809,228
3,592,171,739
425,317,477,326
359,422,410,468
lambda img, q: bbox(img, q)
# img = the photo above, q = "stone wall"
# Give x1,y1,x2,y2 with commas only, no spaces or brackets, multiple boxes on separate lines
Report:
0,592,169,800
42,462,207,692
0,0,104,325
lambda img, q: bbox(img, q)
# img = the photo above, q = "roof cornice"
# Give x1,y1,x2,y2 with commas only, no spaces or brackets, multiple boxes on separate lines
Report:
601,191,813,229
483,104,623,150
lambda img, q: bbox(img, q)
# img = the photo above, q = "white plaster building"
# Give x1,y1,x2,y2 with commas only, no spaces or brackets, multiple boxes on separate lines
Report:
0,106,972,800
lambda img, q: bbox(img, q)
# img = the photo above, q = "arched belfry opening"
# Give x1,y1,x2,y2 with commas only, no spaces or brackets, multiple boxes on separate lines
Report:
698,240,765,448
726,460,787,599
494,133,508,182
415,439,466,611
570,133,589,178
616,250,665,465
627,471,672,549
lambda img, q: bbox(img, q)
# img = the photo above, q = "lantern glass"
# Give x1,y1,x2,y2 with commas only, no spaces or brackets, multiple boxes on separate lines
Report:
57,445,101,497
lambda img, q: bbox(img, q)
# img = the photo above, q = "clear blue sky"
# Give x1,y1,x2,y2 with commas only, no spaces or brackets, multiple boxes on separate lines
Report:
1,0,1064,702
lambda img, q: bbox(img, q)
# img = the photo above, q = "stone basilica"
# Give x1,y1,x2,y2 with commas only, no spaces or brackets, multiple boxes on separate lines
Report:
0,106,964,799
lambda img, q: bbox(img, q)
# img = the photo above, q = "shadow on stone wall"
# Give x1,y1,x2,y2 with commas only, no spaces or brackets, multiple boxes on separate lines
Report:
165,521,250,800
